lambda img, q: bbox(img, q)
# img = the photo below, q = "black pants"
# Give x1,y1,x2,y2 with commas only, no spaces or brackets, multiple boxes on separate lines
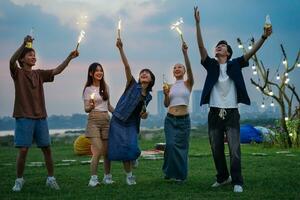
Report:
208,107,243,186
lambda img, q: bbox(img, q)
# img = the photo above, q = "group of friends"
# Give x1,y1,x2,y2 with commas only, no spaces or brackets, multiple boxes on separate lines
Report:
9,7,272,193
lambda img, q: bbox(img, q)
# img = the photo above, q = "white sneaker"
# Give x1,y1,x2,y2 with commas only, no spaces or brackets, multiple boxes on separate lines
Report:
102,174,114,185
126,175,136,185
133,159,139,168
12,178,25,192
46,177,60,190
211,176,232,187
88,176,100,187
233,185,243,193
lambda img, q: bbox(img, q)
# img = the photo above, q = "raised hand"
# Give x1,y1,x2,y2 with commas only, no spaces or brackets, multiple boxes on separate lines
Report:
69,50,79,59
263,26,272,38
194,6,200,23
24,35,34,45
116,38,123,49
182,42,188,53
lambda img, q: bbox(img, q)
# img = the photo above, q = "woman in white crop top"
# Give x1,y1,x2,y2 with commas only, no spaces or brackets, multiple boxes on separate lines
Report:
83,62,114,187
162,42,194,181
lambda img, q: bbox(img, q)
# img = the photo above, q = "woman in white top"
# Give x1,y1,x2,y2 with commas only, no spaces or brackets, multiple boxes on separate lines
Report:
83,62,114,187
162,42,194,181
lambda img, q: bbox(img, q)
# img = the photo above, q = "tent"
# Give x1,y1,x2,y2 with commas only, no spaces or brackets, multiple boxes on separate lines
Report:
240,124,262,143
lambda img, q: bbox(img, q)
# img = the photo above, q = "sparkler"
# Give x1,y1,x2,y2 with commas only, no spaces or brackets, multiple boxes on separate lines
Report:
117,19,122,39
170,17,184,43
75,30,85,51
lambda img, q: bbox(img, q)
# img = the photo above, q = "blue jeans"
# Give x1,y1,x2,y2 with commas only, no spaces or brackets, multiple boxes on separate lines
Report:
14,118,50,147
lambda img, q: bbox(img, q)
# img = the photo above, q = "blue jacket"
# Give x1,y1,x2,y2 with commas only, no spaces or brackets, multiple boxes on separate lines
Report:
200,55,250,106
113,78,152,122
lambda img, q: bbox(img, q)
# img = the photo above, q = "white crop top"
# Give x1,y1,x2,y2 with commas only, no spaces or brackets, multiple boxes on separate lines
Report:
83,85,109,112
169,79,191,107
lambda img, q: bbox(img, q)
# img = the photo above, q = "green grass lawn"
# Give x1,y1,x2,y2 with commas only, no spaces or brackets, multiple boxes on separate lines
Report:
1,135,300,200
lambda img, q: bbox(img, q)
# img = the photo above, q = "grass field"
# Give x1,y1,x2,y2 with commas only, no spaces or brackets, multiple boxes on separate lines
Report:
1,135,300,200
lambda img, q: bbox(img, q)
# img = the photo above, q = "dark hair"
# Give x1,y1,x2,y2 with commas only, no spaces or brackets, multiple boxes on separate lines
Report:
216,40,232,60
18,47,35,68
83,62,109,101
138,68,155,92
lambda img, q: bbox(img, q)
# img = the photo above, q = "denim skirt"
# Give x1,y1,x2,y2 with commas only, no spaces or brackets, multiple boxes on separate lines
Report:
108,115,140,161
162,113,191,180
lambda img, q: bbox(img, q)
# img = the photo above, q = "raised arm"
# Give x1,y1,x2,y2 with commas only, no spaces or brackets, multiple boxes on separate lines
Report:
116,38,133,84
182,42,194,90
10,36,32,70
52,50,79,76
194,6,208,61
243,27,272,61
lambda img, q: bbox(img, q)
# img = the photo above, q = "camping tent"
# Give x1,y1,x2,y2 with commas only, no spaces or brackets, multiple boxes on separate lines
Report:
240,124,263,143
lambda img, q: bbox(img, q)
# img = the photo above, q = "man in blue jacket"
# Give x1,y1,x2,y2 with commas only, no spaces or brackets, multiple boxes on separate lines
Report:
194,6,272,193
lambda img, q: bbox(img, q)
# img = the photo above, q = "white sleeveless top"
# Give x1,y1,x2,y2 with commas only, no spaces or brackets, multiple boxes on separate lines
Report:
169,79,191,107
83,85,109,111
209,63,238,108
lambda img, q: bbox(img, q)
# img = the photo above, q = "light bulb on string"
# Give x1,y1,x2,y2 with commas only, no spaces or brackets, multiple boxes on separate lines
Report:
256,86,259,90
276,74,280,80
248,44,253,50
238,44,243,49
270,101,275,107
285,72,288,77
282,59,287,65
297,62,300,67
253,70,257,75
285,78,290,84
261,102,265,108
252,64,256,70
269,91,273,96
285,117,289,121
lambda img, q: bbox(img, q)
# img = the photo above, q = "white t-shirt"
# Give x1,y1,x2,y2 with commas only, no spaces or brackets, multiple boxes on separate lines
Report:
209,63,238,108
83,85,109,111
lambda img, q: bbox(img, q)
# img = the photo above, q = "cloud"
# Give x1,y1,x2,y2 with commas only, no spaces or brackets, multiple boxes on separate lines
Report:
10,0,166,30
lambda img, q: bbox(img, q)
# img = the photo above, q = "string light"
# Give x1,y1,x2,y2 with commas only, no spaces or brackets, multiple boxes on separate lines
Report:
270,101,275,107
253,70,257,75
238,44,243,49
285,72,288,77
256,86,259,90
285,78,290,84
282,59,287,65
276,74,280,80
285,117,289,121
261,102,265,108
252,64,256,70
269,91,274,96
297,62,300,67
248,44,253,50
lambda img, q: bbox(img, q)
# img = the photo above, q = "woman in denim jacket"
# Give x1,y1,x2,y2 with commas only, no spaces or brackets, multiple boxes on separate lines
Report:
108,38,155,185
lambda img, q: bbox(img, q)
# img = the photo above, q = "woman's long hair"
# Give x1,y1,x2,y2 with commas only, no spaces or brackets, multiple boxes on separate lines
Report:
83,62,109,101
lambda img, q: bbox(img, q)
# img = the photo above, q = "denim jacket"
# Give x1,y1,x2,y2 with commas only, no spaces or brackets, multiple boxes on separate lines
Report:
113,78,152,122
200,55,250,106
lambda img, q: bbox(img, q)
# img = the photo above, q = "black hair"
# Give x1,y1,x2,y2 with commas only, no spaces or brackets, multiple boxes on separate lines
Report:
216,40,233,60
138,68,155,92
83,62,109,101
18,47,35,68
